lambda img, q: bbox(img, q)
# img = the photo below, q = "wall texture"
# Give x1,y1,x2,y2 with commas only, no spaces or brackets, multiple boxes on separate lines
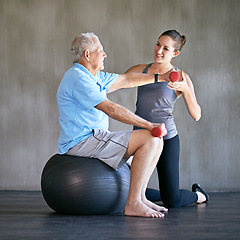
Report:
0,0,239,191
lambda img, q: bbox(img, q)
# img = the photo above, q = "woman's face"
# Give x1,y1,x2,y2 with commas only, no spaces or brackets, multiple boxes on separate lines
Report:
154,35,178,63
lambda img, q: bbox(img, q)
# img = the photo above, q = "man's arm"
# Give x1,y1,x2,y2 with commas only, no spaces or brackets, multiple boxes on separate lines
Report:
95,99,156,131
108,72,168,93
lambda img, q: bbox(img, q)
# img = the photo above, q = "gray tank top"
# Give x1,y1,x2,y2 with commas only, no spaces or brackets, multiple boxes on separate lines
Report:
134,63,178,140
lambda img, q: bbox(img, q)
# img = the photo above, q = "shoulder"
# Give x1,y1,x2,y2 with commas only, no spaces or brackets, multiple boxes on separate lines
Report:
125,64,149,73
182,71,190,79
62,65,89,83
97,70,118,79
182,71,193,84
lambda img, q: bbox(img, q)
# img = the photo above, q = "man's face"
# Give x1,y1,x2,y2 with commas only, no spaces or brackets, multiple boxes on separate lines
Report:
89,39,107,73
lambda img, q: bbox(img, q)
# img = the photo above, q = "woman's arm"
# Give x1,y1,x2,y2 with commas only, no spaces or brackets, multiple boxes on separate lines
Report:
168,71,201,121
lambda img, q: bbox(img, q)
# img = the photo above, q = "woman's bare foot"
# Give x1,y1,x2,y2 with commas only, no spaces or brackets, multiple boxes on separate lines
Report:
125,200,164,218
143,197,168,214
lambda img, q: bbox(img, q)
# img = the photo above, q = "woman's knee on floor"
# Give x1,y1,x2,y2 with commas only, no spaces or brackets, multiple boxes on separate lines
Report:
162,194,181,208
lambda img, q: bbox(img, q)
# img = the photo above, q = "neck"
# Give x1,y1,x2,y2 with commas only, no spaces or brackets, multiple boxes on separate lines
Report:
152,62,173,75
77,59,98,76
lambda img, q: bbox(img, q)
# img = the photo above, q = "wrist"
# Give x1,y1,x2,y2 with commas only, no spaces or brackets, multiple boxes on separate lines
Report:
147,121,154,131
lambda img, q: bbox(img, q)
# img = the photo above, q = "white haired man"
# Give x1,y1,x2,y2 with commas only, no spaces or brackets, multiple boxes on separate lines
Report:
57,32,168,218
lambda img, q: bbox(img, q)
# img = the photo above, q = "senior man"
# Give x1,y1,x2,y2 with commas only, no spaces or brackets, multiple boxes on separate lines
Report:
57,32,168,218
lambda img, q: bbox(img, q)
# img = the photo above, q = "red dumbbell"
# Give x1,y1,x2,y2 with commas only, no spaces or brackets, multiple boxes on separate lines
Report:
169,71,179,82
151,124,167,138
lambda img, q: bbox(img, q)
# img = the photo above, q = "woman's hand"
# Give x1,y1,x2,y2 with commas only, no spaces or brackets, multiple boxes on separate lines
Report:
167,70,201,121
167,71,190,93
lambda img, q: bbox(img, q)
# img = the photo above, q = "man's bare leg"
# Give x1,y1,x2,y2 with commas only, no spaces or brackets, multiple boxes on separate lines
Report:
124,130,166,218
140,145,168,214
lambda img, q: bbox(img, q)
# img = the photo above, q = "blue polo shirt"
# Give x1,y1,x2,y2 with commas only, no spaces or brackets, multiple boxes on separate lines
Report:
57,63,118,154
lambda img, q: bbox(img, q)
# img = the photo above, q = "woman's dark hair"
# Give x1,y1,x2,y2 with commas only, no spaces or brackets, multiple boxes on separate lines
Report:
160,30,187,52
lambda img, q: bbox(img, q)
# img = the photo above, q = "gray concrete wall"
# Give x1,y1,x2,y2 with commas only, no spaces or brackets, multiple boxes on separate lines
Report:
0,0,239,191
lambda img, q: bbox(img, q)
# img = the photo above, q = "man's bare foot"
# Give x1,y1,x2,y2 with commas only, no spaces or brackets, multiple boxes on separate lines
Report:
143,197,168,214
125,200,164,218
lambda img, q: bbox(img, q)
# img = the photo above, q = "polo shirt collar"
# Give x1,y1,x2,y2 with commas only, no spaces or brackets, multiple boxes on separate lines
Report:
74,63,99,81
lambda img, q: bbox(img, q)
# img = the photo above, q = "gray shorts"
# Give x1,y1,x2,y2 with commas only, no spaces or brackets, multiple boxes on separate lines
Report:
67,129,132,169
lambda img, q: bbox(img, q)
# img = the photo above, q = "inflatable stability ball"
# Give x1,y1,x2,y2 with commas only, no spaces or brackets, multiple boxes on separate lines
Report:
41,154,130,215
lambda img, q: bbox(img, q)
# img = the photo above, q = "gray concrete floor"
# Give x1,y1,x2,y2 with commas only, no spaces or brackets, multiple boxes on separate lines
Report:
0,191,240,240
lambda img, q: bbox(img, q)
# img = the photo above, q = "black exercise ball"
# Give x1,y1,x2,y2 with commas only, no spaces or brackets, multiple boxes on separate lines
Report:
41,154,130,215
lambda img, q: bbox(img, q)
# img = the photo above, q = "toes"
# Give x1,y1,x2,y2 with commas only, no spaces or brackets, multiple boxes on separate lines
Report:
150,211,165,218
159,206,168,212
158,212,165,218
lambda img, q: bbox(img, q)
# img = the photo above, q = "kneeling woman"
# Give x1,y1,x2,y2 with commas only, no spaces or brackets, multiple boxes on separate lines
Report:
125,30,209,208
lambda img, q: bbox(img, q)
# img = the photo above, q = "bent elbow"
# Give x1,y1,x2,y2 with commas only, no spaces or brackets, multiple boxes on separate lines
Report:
195,115,201,122
190,107,201,122
194,110,201,122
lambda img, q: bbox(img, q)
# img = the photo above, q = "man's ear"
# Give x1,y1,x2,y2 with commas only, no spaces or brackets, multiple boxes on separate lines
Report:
84,50,90,61
173,51,180,58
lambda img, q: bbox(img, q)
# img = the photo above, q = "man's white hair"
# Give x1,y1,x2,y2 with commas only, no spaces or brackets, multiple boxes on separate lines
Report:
71,32,99,63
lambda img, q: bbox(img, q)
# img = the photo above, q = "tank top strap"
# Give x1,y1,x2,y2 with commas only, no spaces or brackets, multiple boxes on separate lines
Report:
142,63,153,74
143,64,178,74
